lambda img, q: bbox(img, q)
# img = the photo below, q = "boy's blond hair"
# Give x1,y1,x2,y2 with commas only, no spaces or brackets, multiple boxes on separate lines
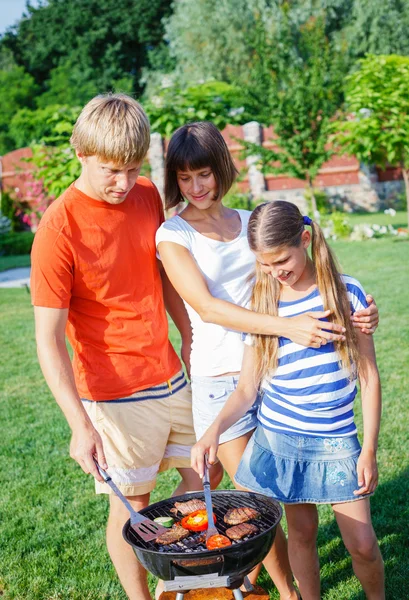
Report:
70,93,150,165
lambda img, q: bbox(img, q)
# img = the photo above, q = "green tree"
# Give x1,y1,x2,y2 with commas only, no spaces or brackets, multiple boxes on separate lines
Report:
333,54,409,229
8,104,80,151
241,14,348,214
1,0,172,95
35,60,100,108
0,65,37,154
27,106,81,199
163,0,270,87
343,0,409,58
145,81,249,137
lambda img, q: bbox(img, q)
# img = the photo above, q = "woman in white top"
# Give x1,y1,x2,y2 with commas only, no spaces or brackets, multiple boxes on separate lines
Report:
155,121,378,597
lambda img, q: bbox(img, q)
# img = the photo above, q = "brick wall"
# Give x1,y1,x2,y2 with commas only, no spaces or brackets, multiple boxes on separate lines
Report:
1,124,404,212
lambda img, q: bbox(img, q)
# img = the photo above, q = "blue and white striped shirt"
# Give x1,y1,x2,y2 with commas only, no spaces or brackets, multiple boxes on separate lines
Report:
249,275,368,438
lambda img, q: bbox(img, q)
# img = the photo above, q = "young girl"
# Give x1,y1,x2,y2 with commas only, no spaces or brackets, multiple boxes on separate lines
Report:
191,200,384,600
156,122,379,598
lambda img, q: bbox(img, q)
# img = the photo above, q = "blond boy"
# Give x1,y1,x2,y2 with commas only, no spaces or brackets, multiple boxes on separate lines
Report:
31,94,203,600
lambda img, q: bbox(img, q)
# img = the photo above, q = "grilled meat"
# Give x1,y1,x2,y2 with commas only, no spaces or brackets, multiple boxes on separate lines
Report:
223,507,260,525
155,524,190,545
226,522,259,540
170,499,206,516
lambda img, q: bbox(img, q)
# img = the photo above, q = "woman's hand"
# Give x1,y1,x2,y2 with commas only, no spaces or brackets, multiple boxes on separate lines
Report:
352,295,379,334
287,310,346,348
353,448,378,496
191,428,220,479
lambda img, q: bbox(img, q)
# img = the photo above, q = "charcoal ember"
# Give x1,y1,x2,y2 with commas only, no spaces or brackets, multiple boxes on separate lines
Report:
172,498,206,516
226,522,259,540
155,524,190,545
223,507,260,525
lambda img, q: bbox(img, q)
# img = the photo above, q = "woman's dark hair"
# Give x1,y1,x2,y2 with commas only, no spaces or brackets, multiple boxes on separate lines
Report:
164,121,238,210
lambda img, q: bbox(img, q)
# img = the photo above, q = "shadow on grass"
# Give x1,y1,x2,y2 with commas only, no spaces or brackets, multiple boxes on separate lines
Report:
316,466,409,599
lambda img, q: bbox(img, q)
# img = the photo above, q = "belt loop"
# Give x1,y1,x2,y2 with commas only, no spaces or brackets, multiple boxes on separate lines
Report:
167,379,173,394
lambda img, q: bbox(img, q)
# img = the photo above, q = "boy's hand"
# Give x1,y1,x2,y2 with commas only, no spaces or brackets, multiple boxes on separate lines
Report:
191,430,220,479
353,448,378,496
352,295,379,334
70,421,108,482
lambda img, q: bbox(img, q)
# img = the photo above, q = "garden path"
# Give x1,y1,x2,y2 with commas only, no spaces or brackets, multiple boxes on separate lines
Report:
0,267,31,288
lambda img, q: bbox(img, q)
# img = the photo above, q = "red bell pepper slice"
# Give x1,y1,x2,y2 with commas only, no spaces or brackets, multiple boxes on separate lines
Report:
180,509,216,532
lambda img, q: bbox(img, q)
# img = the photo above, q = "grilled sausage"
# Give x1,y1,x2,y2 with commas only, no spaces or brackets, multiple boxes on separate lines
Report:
223,507,260,525
226,522,259,540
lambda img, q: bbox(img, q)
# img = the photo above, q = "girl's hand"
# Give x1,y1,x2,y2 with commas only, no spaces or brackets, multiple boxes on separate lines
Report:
353,448,378,496
191,429,220,479
352,295,379,334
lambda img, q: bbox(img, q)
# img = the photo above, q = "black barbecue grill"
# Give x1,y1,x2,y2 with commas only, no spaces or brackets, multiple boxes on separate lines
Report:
123,489,282,598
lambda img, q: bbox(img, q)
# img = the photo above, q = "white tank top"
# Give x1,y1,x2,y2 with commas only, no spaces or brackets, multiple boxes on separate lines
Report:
155,210,255,376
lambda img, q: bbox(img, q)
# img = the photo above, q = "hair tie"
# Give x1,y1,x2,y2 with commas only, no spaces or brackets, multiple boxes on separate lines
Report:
303,215,313,226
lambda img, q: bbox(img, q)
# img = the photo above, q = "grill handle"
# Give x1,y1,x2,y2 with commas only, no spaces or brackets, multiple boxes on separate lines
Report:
171,554,224,569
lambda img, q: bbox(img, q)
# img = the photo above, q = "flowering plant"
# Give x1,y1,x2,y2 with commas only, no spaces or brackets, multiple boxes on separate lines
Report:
321,209,404,241
349,223,399,241
13,173,54,232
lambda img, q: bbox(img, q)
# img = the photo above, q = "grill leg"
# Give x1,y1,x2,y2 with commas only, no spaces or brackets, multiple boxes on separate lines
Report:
233,589,245,600
175,593,185,600
243,576,254,591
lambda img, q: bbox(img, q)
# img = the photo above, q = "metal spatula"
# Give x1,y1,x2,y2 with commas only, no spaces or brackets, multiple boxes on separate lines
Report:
94,459,168,542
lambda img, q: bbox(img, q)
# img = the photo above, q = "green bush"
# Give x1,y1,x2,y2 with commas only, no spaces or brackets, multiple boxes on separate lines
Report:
223,191,258,211
321,211,353,239
0,231,35,256
0,212,12,235
1,192,23,231
304,187,330,214
385,191,407,212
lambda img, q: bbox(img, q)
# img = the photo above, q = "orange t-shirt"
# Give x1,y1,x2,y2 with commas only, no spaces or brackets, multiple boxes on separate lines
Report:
31,177,181,400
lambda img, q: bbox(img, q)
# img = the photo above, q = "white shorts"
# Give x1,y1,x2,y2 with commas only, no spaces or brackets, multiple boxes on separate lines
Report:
190,374,261,444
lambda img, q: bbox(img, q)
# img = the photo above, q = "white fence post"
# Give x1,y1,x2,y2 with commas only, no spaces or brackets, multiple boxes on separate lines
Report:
243,121,266,199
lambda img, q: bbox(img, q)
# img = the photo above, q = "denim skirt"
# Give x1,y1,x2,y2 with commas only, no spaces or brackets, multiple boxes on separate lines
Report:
190,374,261,444
235,426,368,504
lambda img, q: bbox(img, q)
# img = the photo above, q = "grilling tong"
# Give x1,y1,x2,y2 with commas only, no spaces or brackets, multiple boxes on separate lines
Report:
94,459,168,542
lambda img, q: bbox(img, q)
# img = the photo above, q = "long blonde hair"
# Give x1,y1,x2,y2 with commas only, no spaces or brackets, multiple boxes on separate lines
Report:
247,201,359,381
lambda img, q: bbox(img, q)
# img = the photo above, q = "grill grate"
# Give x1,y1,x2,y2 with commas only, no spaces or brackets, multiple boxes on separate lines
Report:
126,490,281,554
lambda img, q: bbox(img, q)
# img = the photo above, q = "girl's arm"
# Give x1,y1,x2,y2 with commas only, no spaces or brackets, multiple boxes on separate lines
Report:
191,345,259,478
158,241,346,348
353,331,382,496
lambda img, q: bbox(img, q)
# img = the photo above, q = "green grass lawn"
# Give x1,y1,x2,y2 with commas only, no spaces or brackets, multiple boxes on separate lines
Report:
1,235,408,599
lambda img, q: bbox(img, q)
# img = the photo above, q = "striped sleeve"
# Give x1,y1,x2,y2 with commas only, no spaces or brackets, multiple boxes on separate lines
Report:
342,275,368,314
